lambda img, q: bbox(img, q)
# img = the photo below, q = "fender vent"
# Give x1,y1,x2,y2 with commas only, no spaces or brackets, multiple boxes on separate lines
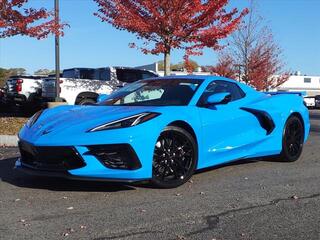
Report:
241,107,275,135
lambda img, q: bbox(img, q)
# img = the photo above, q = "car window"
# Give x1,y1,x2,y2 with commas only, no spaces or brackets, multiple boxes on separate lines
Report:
116,69,157,83
63,69,95,80
116,69,141,83
200,80,245,103
118,87,165,104
141,72,157,79
94,68,111,81
79,69,95,80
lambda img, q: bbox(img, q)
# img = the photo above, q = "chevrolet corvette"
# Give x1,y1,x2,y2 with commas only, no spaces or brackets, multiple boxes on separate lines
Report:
15,76,310,188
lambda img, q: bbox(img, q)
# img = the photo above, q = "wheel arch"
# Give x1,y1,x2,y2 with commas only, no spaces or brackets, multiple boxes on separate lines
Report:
75,92,99,105
289,112,305,139
167,121,198,145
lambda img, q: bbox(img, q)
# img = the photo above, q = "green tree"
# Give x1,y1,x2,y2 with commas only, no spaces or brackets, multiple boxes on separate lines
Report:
0,68,8,87
34,69,55,75
0,68,27,87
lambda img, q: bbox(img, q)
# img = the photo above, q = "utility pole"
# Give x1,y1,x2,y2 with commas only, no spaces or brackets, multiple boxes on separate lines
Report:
54,0,61,101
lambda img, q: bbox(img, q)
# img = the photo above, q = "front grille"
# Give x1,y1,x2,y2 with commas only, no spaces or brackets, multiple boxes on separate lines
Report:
86,144,141,170
19,141,86,171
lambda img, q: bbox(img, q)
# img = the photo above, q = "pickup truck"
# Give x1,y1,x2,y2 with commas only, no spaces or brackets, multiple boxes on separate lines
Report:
42,67,158,105
4,75,44,107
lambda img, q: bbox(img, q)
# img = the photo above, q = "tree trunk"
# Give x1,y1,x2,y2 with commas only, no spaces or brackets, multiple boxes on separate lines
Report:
164,50,171,76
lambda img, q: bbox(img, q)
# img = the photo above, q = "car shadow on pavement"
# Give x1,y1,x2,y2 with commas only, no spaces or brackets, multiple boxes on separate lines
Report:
0,157,137,192
194,155,289,176
0,155,289,191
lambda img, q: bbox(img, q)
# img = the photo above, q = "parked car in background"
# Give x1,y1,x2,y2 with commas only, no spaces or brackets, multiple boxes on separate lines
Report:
4,75,45,108
0,88,5,106
304,96,316,109
41,67,158,105
315,95,320,109
0,88,4,99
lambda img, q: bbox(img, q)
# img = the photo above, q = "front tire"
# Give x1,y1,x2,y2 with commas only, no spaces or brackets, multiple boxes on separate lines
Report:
280,115,304,162
151,126,197,188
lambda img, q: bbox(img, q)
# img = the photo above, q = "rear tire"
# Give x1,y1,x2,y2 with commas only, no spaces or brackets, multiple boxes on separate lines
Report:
78,98,96,105
151,126,197,188
279,115,304,162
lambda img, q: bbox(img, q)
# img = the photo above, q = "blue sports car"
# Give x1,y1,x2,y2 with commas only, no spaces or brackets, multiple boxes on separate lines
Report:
16,76,310,188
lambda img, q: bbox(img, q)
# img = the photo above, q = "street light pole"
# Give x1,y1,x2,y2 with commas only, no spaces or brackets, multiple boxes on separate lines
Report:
54,0,61,101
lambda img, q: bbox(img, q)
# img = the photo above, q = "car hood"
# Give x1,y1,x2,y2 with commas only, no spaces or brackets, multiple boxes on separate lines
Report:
21,105,162,140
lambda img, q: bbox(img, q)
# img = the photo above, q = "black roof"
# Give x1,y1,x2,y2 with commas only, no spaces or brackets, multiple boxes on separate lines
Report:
9,75,45,79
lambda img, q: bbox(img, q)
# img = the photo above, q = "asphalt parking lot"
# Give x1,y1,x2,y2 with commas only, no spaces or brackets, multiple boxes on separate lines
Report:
0,111,320,240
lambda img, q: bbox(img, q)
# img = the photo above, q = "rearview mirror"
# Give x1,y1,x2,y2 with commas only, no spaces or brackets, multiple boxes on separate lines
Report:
206,92,232,105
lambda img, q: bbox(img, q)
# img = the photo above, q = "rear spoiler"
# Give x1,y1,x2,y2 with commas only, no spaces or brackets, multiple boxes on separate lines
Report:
264,91,307,97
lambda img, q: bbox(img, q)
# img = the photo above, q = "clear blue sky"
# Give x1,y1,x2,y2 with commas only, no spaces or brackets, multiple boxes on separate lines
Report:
0,0,319,75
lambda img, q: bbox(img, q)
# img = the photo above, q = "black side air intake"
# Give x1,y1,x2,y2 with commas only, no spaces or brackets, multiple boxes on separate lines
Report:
241,107,275,135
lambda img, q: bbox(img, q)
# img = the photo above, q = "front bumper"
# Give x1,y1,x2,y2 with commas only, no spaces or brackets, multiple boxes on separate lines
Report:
5,93,27,103
14,159,145,183
16,127,157,181
17,108,167,181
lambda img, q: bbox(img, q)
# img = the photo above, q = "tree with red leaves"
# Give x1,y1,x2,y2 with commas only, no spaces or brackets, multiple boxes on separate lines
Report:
246,33,290,91
94,0,248,76
210,52,237,78
211,0,289,91
0,0,66,39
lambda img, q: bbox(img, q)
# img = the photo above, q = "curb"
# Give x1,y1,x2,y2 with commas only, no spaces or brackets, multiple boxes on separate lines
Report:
0,135,18,147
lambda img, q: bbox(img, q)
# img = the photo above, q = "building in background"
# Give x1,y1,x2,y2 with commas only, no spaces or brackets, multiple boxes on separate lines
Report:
276,72,320,97
136,63,320,98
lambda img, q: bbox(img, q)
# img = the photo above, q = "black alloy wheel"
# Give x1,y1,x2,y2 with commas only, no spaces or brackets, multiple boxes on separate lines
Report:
152,126,197,188
280,115,304,162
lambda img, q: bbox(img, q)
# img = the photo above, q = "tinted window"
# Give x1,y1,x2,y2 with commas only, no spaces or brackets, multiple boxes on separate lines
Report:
94,68,111,81
116,69,157,83
63,70,75,78
63,69,95,79
200,80,245,103
79,69,95,79
116,69,141,83
141,71,157,79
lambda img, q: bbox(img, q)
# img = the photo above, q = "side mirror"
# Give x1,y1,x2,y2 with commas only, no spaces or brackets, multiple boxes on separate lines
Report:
206,92,232,105
97,94,109,103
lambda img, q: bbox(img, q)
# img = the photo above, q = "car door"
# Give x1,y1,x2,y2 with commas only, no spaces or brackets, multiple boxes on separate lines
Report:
197,80,266,168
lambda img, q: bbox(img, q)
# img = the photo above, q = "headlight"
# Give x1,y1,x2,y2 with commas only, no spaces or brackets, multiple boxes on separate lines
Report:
26,110,43,128
88,112,160,132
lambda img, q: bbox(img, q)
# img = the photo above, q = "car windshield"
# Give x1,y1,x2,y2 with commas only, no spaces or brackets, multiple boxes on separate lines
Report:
99,79,203,106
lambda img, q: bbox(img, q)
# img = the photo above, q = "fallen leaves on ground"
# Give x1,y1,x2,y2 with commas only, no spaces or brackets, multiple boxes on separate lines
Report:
0,117,28,135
